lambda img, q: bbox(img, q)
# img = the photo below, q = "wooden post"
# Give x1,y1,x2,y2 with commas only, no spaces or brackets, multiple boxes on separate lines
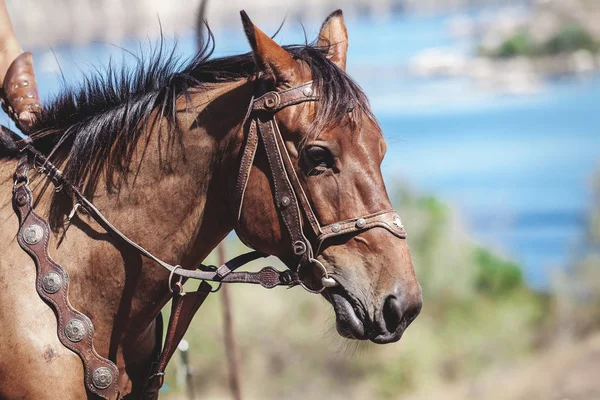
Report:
218,243,242,400
178,339,196,400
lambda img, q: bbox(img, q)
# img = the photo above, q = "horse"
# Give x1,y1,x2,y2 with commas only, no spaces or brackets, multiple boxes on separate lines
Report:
0,10,422,399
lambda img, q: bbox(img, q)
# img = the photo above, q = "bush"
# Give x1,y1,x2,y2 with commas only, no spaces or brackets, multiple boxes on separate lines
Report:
489,23,599,58
544,23,598,55
473,247,524,296
496,31,536,58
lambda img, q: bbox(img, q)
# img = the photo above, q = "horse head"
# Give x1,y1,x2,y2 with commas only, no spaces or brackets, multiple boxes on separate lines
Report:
235,11,422,344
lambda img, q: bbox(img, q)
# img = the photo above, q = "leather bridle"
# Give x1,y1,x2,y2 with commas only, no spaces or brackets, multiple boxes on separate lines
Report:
7,80,407,399
234,81,407,291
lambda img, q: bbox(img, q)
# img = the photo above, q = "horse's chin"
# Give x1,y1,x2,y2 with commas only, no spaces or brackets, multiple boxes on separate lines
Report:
326,287,404,344
328,289,366,340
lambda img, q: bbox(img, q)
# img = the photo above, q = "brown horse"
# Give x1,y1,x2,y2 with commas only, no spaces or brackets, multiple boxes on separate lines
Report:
0,10,422,399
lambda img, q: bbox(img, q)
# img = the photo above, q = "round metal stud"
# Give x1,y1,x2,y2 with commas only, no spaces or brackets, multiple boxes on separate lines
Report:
331,223,342,233
27,92,34,98
16,193,28,206
42,271,62,294
293,241,307,256
280,196,291,208
355,218,366,229
22,224,44,245
22,80,29,86
92,367,113,390
64,319,87,342
263,92,280,110
303,86,313,97
12,84,18,90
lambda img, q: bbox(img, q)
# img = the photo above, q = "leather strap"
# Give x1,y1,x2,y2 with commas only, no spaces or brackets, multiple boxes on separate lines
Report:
252,81,317,112
318,210,406,242
234,118,259,224
12,144,294,287
256,114,312,264
143,281,212,399
13,177,120,400
269,112,321,237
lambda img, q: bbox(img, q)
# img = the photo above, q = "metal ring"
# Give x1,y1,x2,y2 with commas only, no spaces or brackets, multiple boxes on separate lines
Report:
13,176,29,190
296,258,336,294
309,258,329,280
209,281,223,293
168,265,184,294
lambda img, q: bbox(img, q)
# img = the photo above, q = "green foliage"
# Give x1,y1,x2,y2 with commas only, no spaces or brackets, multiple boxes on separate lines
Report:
488,23,599,58
473,247,524,296
545,23,598,54
496,31,536,58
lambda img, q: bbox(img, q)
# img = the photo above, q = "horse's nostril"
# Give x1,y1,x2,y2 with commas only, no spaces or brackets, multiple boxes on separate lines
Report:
382,294,403,333
404,300,422,327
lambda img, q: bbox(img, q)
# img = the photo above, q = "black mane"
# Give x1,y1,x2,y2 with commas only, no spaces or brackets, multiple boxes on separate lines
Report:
21,30,372,222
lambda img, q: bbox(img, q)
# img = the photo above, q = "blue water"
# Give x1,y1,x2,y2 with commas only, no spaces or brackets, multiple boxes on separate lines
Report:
2,9,598,288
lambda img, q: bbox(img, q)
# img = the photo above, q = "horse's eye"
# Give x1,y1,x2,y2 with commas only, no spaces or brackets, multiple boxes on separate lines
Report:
304,145,334,170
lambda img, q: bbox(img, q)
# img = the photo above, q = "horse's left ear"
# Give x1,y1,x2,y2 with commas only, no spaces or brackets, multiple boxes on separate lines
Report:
240,10,297,87
318,10,349,71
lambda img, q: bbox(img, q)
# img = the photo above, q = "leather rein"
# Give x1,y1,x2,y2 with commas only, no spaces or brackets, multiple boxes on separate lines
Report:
8,80,407,399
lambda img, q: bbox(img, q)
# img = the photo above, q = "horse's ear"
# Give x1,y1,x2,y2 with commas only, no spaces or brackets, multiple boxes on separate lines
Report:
240,11,297,86
318,10,348,71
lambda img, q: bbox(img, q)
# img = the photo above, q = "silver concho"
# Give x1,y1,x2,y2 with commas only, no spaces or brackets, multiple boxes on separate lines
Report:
92,367,113,390
22,224,44,245
64,319,87,342
331,223,341,233
392,215,404,230
293,241,307,256
303,86,313,97
42,271,62,294
355,218,366,229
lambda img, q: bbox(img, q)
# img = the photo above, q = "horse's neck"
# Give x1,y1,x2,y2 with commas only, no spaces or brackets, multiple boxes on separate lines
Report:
38,79,251,385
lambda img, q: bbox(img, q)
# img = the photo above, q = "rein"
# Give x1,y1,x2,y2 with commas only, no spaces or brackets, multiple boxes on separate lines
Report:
7,80,407,399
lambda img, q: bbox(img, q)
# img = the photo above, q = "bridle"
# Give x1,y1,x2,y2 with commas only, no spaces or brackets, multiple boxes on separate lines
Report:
234,81,407,291
7,80,407,399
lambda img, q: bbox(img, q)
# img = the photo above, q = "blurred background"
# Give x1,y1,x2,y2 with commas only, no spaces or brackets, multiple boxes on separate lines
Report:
3,0,599,398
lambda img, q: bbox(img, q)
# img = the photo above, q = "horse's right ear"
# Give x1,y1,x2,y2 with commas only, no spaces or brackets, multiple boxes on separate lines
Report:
240,11,297,87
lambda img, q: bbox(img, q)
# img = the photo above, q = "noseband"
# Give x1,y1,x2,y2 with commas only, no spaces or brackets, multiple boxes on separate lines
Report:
235,81,407,291
7,80,406,399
